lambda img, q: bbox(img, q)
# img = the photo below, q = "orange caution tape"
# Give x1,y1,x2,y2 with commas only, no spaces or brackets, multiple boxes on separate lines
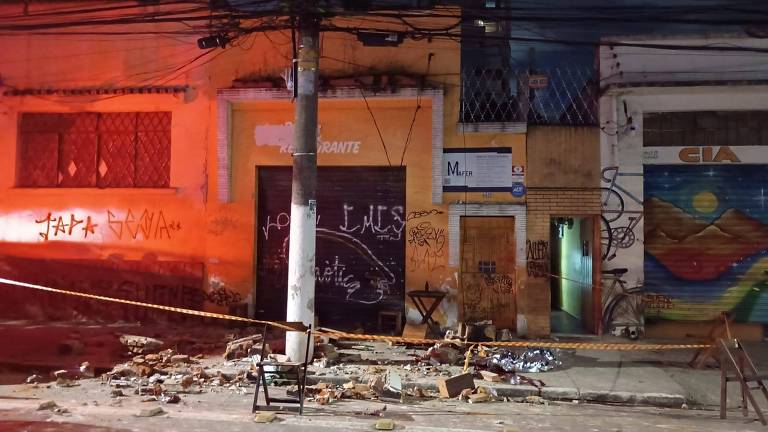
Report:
0,277,711,351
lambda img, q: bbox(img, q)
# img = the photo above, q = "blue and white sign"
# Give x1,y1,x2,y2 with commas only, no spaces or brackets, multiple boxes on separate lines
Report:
511,182,526,197
443,147,523,193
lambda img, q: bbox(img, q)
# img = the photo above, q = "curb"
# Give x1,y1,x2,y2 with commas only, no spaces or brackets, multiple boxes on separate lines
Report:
306,374,687,409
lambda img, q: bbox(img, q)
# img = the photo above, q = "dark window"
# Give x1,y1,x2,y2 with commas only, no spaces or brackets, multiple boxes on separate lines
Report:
17,112,171,188
643,111,768,147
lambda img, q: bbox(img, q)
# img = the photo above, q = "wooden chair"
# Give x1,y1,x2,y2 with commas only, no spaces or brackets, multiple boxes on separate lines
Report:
252,321,312,415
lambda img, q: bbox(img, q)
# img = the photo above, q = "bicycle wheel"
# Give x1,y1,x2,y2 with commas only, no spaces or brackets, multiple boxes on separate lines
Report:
603,293,644,333
600,187,624,222
600,215,613,261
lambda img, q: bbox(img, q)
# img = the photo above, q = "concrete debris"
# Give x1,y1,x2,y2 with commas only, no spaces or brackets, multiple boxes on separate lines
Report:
355,404,387,416
469,393,490,403
79,362,95,378
37,400,58,411
254,412,277,423
437,372,475,398
224,334,263,361
159,393,181,404
480,370,501,382
137,407,166,417
375,419,395,430
110,389,125,398
525,395,548,405
425,343,461,365
26,374,43,384
458,388,473,401
120,335,164,355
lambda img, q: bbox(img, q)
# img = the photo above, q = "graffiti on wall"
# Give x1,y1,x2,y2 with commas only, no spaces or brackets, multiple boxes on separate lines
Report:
644,164,768,322
35,209,182,242
407,218,446,272
0,257,205,322
525,239,549,278
255,167,406,327
108,209,181,240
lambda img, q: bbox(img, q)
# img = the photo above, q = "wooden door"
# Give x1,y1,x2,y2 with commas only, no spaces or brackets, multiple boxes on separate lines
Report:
460,216,516,329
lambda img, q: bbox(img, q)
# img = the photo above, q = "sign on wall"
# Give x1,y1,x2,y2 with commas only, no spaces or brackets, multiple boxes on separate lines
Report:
643,146,768,165
443,147,523,192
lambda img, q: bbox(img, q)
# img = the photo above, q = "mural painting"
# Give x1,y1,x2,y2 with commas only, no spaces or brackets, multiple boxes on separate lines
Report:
644,165,768,322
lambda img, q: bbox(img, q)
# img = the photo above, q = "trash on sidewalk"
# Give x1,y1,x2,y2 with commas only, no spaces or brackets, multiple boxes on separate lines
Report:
26,374,43,384
488,348,561,373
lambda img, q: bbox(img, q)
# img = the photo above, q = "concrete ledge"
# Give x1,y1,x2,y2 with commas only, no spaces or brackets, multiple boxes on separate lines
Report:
307,375,687,409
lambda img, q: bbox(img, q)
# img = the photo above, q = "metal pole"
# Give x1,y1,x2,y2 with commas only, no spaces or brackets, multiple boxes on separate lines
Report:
285,14,319,362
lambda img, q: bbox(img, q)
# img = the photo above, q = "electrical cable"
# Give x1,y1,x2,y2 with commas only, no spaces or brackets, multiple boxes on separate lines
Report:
359,86,392,167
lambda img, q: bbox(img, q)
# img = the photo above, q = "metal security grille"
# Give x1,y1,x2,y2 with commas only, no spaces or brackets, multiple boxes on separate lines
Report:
256,166,406,332
17,112,171,188
460,66,598,126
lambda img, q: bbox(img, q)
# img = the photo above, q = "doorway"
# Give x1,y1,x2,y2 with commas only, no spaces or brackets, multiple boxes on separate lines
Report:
550,216,595,334
460,216,517,330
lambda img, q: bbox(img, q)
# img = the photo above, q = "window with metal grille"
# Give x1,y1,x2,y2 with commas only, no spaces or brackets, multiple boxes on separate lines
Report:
17,112,171,188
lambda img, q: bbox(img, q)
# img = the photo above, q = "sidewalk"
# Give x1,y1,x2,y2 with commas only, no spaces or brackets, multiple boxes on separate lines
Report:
1,320,766,411
306,339,768,410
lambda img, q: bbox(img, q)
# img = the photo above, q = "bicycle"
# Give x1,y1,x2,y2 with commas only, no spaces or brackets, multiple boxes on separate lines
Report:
601,268,644,339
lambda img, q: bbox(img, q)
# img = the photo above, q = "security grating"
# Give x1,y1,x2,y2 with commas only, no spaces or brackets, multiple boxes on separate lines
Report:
460,66,598,126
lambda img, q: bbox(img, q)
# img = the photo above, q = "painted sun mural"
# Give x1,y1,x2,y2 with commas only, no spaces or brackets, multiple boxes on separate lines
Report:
644,164,768,322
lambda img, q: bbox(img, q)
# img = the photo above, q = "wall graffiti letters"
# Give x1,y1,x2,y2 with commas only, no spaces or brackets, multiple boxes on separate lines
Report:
36,213,98,241
526,239,549,279
406,209,444,221
482,273,515,294
108,209,181,241
644,294,674,310
35,209,182,242
339,204,405,241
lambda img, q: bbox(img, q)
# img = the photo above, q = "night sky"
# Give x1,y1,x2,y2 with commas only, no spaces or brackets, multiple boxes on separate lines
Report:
644,165,768,224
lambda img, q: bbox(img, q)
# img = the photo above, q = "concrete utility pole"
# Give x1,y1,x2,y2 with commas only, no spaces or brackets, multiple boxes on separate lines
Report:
285,13,319,362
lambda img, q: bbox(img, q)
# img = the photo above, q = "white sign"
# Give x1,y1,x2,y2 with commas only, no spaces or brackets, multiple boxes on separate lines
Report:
254,122,361,154
643,145,768,164
443,148,521,191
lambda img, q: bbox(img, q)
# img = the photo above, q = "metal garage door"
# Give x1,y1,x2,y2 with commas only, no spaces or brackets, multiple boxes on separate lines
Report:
256,166,406,331
644,164,768,323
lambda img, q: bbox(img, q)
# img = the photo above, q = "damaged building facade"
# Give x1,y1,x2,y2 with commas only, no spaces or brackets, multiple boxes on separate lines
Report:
0,1,608,338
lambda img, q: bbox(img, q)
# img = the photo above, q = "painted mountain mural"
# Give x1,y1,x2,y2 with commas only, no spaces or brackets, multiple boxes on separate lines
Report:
644,197,768,281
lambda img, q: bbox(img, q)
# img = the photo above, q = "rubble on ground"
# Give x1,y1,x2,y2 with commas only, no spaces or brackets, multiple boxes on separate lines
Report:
119,335,164,355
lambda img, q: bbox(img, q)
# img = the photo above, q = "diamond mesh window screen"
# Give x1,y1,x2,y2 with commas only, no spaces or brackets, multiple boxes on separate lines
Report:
17,112,171,188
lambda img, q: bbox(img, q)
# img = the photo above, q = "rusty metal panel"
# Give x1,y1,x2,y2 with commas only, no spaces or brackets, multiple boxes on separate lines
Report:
57,113,98,187
135,112,171,187
256,167,406,331
17,132,58,187
97,113,137,188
